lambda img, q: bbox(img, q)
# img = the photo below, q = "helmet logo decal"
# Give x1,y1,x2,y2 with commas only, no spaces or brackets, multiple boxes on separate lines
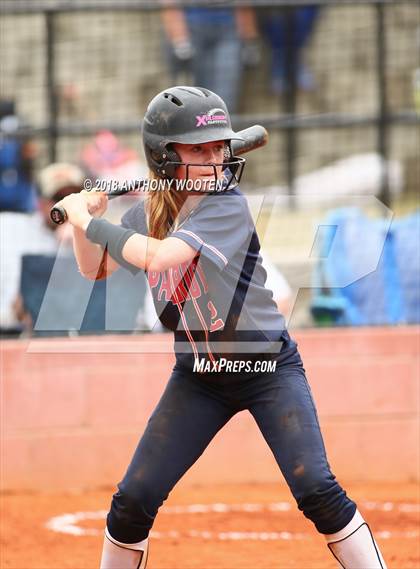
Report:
196,108,228,127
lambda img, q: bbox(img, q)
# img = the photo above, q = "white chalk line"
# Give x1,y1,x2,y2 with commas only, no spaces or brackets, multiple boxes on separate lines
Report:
45,501,420,540
156,501,420,515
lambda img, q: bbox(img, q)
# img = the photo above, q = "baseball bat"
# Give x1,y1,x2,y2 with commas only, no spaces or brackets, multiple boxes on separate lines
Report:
50,124,268,225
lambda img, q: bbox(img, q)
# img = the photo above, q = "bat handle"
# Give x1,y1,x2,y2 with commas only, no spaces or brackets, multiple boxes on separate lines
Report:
50,204,68,225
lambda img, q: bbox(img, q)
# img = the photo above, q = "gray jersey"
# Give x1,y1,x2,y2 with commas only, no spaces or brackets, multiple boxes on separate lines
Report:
121,187,288,370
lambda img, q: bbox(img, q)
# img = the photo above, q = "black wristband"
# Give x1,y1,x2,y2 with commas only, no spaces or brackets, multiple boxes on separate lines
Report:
86,218,139,273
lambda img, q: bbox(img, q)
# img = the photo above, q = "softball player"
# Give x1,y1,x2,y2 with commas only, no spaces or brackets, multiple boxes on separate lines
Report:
59,86,387,569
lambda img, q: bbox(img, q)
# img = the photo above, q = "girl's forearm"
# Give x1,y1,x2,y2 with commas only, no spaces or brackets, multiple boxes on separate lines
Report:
73,226,107,279
80,219,196,274
121,233,159,271
121,233,196,273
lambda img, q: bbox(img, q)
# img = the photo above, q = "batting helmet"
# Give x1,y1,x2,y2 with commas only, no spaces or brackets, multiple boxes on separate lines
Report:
142,86,245,183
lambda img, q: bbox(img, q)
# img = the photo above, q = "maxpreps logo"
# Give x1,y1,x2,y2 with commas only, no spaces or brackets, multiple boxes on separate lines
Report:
196,108,228,128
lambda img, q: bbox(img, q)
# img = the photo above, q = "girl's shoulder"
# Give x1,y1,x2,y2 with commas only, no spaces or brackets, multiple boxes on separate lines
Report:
120,198,148,235
196,186,249,215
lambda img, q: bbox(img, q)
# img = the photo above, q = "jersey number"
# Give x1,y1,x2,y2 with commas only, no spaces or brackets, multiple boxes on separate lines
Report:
208,301,224,332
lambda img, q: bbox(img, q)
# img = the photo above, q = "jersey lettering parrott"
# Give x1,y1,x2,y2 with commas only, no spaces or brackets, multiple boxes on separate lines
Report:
121,186,287,371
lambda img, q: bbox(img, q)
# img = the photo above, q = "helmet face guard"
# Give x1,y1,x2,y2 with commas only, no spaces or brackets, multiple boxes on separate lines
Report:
162,154,245,192
142,86,246,190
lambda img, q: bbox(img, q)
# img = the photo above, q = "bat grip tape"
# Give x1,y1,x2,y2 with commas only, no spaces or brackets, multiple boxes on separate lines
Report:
86,218,139,273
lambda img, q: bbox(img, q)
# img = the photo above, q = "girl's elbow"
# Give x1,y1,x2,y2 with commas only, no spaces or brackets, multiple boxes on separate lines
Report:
146,247,196,273
79,264,108,281
147,252,179,273
147,258,165,273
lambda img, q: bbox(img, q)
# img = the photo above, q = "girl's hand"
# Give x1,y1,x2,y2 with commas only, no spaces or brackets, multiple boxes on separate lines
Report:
81,190,108,218
56,191,108,231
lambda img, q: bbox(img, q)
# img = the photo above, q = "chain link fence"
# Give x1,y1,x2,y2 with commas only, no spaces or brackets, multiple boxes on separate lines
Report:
1,0,419,204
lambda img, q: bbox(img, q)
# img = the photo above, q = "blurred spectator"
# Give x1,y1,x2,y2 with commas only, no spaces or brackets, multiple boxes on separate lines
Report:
37,162,85,235
0,160,147,337
310,208,420,326
80,130,148,226
19,252,148,337
0,99,37,213
0,163,84,335
258,7,320,94
80,129,147,184
161,5,260,113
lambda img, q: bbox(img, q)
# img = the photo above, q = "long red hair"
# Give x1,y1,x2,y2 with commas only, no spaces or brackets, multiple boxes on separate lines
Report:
145,172,185,240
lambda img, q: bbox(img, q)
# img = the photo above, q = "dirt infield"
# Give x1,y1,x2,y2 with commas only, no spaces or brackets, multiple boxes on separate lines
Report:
2,481,419,569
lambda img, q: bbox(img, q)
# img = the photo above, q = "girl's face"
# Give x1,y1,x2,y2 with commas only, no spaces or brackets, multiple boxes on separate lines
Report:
172,140,225,186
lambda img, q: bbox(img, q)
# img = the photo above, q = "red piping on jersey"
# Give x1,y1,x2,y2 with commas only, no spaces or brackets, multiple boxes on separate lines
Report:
169,269,199,360
176,229,228,267
185,265,217,365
